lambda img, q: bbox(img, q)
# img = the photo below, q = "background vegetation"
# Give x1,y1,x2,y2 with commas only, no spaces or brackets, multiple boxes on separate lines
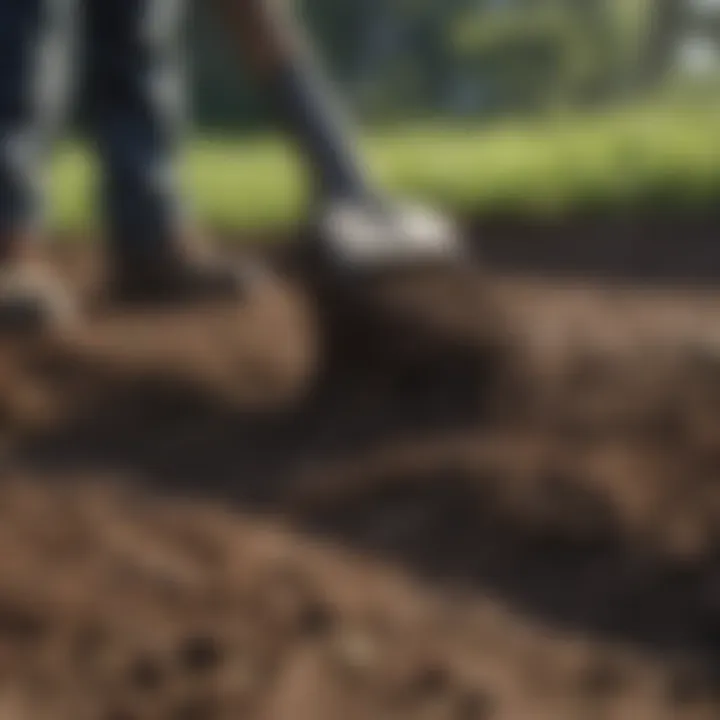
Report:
54,0,720,231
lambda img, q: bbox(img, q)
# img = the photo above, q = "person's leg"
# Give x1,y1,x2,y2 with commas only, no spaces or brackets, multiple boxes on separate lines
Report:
86,0,254,304
0,0,79,330
208,0,462,269
211,0,372,204
0,0,79,250
86,0,187,263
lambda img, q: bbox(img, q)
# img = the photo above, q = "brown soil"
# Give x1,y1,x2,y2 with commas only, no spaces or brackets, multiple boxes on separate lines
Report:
1,238,720,719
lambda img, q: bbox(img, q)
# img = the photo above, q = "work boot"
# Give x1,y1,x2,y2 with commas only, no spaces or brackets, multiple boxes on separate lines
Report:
108,234,263,307
0,239,76,335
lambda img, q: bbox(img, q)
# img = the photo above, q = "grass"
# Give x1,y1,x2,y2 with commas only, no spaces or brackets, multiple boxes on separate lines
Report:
50,102,720,234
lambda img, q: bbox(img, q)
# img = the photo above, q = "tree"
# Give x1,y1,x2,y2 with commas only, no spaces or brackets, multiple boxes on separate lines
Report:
643,0,685,86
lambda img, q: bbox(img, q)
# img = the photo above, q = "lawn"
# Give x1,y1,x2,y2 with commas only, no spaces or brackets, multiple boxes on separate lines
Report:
50,102,720,234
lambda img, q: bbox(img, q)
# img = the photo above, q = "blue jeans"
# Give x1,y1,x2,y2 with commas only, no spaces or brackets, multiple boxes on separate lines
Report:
0,0,188,255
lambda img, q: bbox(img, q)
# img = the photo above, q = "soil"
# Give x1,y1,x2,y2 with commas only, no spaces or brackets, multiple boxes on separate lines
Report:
1,227,720,719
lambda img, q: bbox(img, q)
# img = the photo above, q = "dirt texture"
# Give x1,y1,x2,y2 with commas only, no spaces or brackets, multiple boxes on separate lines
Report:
1,237,720,719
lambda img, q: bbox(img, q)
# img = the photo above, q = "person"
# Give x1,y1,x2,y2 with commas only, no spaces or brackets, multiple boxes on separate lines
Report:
0,0,462,332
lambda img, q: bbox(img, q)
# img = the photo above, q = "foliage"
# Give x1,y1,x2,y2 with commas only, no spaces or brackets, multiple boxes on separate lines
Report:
191,0,672,128
51,103,720,232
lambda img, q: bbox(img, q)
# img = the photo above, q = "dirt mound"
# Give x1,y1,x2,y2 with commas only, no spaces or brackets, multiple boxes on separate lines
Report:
2,253,720,718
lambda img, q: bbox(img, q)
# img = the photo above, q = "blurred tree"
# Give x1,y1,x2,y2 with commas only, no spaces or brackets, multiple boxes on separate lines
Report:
642,0,685,86
190,1,268,130
188,0,680,130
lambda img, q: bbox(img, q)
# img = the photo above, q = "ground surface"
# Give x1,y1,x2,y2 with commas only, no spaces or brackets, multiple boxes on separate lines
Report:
1,239,720,719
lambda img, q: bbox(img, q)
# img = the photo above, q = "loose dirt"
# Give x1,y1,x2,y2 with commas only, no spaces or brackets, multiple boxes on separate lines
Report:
1,238,720,719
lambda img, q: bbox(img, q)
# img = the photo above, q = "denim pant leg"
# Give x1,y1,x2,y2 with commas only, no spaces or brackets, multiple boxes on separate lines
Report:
0,0,78,238
86,0,190,258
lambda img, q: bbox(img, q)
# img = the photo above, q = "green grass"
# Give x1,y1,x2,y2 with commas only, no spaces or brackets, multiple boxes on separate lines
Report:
50,103,720,234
